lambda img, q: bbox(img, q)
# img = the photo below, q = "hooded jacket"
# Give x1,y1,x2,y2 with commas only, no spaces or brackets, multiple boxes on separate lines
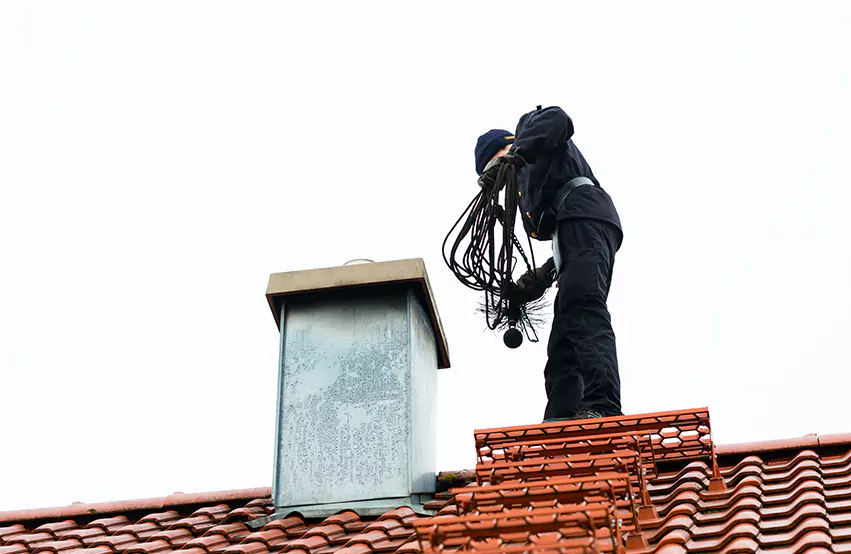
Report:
509,106,622,241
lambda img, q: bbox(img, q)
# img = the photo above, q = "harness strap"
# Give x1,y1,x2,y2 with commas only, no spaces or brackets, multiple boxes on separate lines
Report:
551,176,595,212
550,176,595,277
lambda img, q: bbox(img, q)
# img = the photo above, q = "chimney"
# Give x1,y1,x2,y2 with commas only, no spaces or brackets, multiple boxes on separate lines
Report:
264,258,450,518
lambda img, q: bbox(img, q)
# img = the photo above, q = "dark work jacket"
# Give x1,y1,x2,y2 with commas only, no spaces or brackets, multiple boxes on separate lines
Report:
509,106,622,242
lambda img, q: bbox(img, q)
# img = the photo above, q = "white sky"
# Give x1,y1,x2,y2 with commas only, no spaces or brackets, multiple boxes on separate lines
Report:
2,1,851,512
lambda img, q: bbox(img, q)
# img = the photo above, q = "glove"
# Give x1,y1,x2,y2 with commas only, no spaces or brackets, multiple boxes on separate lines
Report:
477,152,527,189
515,258,556,303
477,157,501,189
499,152,526,169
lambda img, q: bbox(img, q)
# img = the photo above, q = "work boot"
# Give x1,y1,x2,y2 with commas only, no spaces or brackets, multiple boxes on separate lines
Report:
543,409,605,423
574,409,605,420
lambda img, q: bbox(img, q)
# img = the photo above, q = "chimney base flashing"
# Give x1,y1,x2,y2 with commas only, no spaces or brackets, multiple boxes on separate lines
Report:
247,495,438,527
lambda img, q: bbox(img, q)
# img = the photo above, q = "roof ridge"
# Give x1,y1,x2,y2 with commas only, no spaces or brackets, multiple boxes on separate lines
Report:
0,488,271,524
715,433,851,456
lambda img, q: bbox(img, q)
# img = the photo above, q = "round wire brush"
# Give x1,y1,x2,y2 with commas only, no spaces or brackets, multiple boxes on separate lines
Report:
475,291,551,348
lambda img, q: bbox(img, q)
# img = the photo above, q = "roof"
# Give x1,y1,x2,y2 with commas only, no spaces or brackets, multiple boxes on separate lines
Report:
2,408,851,553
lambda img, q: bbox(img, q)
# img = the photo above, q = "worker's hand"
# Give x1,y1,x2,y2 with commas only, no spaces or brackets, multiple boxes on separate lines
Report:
499,152,526,169
477,157,501,189
515,258,556,303
477,153,526,189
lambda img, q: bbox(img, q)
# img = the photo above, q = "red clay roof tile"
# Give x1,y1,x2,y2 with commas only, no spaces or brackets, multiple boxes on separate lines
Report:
63,546,113,554
113,524,159,541
121,540,170,554
201,524,250,542
689,509,759,540
30,540,82,554
341,524,369,538
221,544,269,554
84,518,129,533
256,518,300,533
342,530,389,546
245,529,287,545
392,540,419,554
644,515,692,543
146,529,193,548
366,537,410,553
375,509,415,525
330,545,371,554
164,517,214,535
135,515,177,529
361,522,410,541
190,508,229,521
222,509,267,525
281,534,328,552
313,543,345,553
302,525,346,542
4,534,53,547
0,527,27,542
82,535,136,550
692,496,760,526
684,520,759,550
242,501,271,510
31,524,77,538
183,536,229,551
716,536,758,553
654,529,690,548
174,548,208,554
54,531,102,542
319,514,357,528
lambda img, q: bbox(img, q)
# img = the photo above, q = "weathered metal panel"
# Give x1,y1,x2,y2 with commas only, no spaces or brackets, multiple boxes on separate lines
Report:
271,299,287,499
408,289,438,494
273,288,413,507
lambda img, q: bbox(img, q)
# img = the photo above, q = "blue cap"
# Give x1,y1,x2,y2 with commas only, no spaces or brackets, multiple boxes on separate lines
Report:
475,129,515,175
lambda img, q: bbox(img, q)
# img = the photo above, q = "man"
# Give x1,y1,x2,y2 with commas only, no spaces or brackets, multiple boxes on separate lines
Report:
474,105,623,422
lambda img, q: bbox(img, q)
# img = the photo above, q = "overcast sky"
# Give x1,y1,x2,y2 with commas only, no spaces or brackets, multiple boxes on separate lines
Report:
2,1,850,512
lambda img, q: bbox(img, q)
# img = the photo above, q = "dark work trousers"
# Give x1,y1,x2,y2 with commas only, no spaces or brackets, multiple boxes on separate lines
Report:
543,218,623,420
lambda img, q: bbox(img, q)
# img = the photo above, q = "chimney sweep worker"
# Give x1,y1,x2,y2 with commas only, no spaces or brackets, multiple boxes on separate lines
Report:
475,106,623,422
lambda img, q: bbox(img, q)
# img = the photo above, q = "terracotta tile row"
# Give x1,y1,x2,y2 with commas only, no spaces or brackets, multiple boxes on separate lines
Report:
414,503,625,552
1,502,427,554
641,447,851,552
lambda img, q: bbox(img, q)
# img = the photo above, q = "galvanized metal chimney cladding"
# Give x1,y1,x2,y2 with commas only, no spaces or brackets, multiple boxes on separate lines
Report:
264,258,450,518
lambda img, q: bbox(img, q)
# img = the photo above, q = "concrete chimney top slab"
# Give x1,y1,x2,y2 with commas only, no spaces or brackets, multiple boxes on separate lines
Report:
265,258,450,369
